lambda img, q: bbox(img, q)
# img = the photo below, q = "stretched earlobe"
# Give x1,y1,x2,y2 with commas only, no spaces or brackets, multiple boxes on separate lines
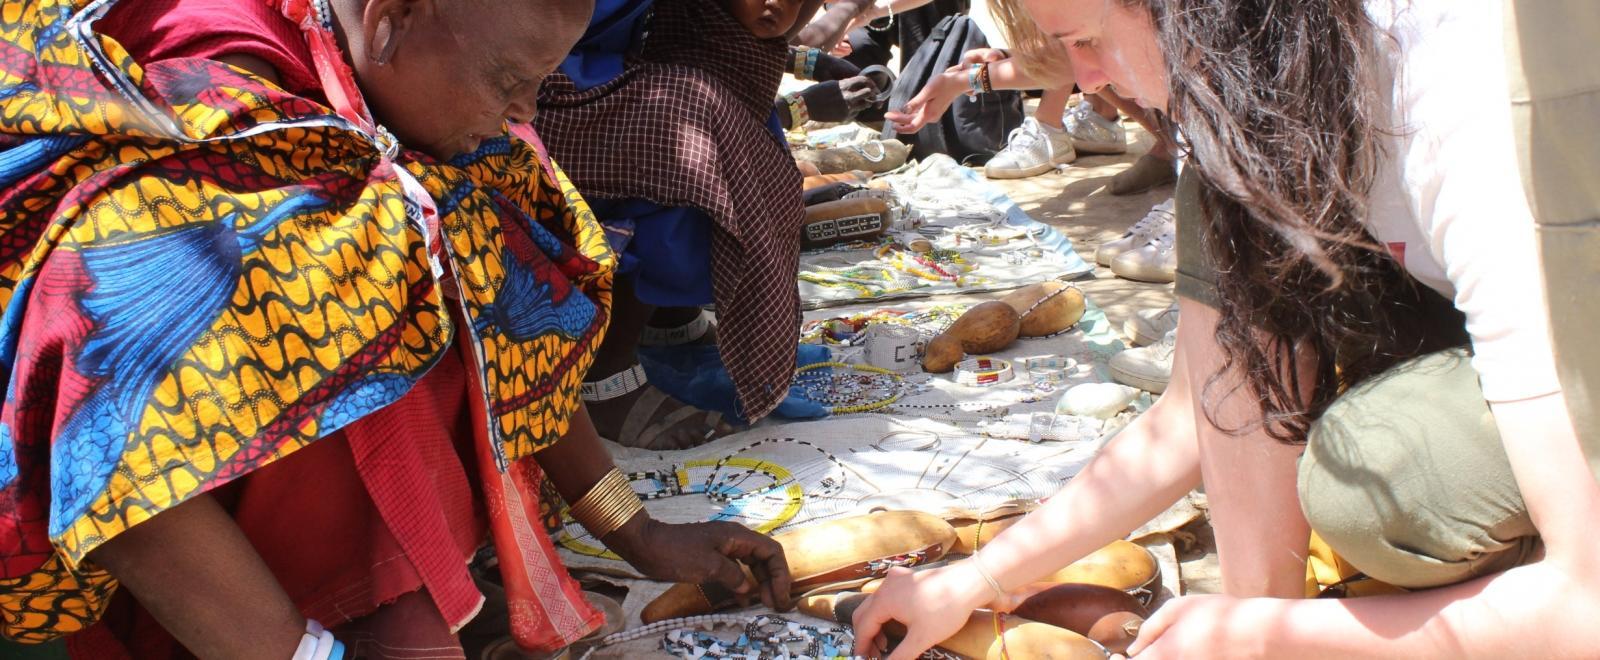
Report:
371,16,399,65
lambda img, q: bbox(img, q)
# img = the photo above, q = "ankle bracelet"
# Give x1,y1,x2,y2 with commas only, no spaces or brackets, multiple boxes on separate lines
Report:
581,363,648,402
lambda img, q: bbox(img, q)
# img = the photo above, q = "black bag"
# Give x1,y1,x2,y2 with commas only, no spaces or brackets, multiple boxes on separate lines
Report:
888,15,1025,165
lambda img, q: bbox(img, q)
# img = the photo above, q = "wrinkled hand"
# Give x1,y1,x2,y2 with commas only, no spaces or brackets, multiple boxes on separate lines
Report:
812,52,863,82
850,564,993,660
609,518,793,611
796,78,881,123
959,47,1010,66
884,70,964,134
1124,594,1279,659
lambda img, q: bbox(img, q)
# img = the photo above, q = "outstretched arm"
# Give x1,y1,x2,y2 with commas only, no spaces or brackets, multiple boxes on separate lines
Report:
886,56,1073,134
851,304,1205,659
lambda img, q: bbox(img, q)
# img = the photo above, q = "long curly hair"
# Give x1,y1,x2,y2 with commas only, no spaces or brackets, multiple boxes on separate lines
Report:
1141,0,1468,442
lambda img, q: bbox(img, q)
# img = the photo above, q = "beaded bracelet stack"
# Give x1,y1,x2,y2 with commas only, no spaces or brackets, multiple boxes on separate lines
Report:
782,92,810,129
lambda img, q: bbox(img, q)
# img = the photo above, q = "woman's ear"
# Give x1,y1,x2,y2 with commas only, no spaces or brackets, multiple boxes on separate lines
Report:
362,0,425,65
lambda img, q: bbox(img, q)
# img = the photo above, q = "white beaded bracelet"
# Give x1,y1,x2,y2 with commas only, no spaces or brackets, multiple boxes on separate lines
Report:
954,356,1014,387
580,363,648,402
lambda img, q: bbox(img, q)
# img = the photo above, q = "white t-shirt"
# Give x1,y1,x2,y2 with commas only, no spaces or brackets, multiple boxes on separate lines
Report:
1363,0,1560,402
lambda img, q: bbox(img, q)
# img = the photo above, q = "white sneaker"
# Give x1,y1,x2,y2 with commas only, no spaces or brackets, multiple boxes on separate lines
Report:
1125,302,1179,346
1063,102,1127,155
1110,329,1175,393
1095,198,1175,267
984,117,1076,180
1110,226,1177,283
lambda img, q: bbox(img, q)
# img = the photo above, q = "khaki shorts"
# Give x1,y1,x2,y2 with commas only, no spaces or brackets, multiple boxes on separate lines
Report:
1505,0,1600,481
1172,172,1539,588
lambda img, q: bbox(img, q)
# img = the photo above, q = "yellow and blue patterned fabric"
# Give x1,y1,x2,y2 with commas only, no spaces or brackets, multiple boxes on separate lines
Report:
0,0,613,642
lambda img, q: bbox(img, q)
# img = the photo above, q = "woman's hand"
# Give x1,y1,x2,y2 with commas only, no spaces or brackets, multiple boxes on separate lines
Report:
850,563,993,659
607,517,793,610
884,70,965,133
1123,594,1279,659
959,48,1010,65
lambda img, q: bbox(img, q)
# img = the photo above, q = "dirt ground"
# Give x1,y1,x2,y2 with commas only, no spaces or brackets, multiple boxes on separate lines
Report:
981,105,1225,597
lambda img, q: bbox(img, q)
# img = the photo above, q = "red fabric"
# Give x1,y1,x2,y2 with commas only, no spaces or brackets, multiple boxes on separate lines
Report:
69,353,487,660
101,0,323,99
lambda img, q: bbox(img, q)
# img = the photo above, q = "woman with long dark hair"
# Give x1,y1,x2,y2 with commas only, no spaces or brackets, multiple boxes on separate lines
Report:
852,1,1599,657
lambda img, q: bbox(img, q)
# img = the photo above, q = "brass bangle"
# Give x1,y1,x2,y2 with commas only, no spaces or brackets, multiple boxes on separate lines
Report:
569,469,644,539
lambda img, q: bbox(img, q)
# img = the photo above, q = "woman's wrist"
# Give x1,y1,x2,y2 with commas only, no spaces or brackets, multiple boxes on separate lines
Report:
947,558,1006,611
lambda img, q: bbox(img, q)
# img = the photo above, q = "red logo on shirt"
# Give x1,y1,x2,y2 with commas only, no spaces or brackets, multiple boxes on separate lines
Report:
1386,241,1407,266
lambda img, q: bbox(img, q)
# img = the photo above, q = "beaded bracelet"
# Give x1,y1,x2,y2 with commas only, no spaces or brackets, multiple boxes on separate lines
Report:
783,93,810,128
979,61,994,93
954,356,1014,387
793,47,821,79
292,620,346,660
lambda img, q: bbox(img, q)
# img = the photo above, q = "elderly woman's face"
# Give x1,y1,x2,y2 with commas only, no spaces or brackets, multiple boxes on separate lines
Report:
1024,0,1166,109
341,0,594,160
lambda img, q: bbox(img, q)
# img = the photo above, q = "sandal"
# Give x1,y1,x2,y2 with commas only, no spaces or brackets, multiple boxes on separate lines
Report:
582,364,733,450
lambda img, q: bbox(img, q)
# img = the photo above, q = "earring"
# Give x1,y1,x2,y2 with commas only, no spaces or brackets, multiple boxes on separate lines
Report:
371,16,399,66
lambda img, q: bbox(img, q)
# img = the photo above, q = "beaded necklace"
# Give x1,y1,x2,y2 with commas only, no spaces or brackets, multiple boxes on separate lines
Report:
660,615,855,659
793,361,904,415
701,438,850,506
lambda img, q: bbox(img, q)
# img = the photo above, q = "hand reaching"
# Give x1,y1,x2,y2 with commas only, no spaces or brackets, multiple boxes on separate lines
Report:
609,518,793,611
884,70,964,134
850,564,993,659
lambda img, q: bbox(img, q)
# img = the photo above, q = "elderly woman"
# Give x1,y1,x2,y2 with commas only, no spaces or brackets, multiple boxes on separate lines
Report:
853,0,1599,658
0,1,790,658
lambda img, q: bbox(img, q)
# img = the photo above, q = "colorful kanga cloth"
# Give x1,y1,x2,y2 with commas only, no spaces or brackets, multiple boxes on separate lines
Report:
0,0,612,648
537,0,806,422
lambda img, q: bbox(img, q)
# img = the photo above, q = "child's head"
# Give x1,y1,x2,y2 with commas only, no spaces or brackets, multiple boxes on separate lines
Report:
725,0,805,39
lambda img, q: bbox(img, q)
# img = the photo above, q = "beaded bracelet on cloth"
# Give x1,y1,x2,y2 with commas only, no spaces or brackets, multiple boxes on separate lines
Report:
954,356,1014,387
568,468,644,539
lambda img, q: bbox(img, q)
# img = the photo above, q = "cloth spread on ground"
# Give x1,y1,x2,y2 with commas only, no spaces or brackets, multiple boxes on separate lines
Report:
537,0,805,421
798,154,1094,309
0,1,607,650
555,298,1130,572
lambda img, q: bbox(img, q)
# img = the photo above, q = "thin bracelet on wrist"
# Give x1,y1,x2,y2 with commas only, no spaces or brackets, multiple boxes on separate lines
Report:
969,553,1007,602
